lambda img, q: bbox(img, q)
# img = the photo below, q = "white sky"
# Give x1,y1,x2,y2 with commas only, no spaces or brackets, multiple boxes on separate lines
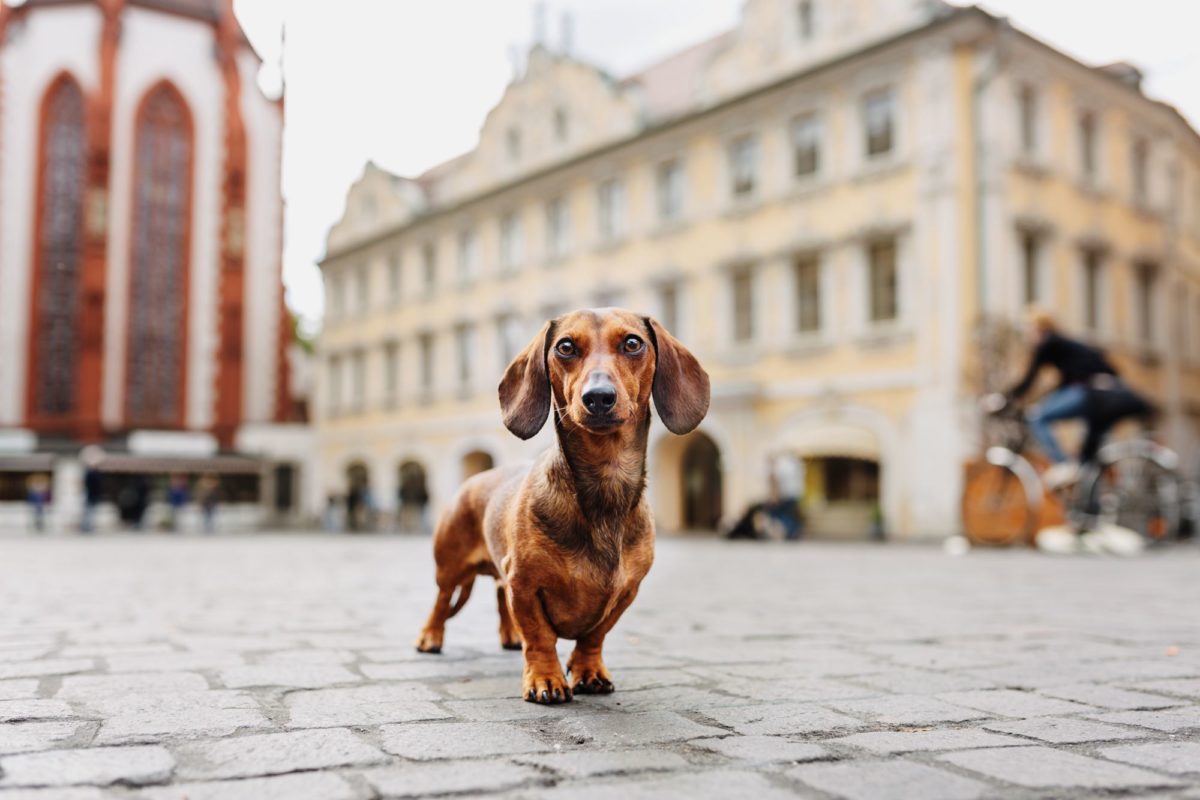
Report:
229,0,1200,332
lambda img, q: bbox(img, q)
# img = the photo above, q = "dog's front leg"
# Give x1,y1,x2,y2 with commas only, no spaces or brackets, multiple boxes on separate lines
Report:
507,583,571,704
568,588,638,695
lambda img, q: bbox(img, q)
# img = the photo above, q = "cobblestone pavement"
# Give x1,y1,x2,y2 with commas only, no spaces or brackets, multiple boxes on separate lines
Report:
0,534,1198,799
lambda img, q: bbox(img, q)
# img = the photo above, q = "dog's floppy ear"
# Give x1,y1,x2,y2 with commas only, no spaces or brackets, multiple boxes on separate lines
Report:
498,320,554,440
644,317,710,435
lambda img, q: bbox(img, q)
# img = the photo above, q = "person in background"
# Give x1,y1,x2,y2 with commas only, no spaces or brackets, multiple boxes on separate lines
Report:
130,474,150,531
27,473,51,533
323,492,342,532
166,474,190,532
80,446,103,534
196,474,220,534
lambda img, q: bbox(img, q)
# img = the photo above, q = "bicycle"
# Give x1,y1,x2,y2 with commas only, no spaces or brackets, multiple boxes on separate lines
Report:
962,394,1183,547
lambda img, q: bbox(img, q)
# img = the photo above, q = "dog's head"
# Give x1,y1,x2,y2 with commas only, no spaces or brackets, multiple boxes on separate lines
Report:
498,308,710,440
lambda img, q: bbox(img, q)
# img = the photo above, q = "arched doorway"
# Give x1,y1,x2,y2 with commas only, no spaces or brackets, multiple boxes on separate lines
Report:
461,450,494,482
801,456,882,539
344,461,371,532
681,432,723,531
397,460,430,533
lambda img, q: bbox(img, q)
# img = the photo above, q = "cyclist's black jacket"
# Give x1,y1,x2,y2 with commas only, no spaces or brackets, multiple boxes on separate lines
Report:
1007,332,1116,400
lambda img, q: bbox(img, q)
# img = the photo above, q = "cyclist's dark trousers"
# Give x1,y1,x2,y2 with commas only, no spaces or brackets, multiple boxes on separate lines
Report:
1080,383,1153,464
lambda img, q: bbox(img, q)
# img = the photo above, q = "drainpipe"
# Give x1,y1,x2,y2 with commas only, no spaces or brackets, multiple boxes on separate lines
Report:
971,18,1011,317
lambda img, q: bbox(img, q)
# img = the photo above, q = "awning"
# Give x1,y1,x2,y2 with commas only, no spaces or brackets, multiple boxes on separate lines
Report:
96,454,264,475
785,423,880,460
0,454,55,472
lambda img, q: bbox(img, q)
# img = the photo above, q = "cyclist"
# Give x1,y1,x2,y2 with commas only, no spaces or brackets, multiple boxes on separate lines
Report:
1002,308,1152,488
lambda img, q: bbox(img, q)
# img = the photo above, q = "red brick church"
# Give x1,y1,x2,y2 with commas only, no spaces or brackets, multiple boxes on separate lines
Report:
0,0,311,529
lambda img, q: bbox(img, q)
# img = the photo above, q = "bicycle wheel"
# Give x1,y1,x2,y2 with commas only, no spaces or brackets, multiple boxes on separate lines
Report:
962,462,1033,546
1083,455,1181,542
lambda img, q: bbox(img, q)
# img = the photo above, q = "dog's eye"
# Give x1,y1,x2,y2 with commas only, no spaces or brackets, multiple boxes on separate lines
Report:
622,335,644,354
555,339,576,357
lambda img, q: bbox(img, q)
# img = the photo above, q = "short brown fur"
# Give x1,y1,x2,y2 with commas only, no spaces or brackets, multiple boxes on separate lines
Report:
415,309,710,703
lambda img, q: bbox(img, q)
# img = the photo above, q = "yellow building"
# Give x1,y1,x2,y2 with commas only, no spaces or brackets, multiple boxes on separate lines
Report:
315,1,1200,539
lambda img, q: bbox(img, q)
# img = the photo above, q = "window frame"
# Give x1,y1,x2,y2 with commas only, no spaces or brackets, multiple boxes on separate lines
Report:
866,237,899,325
862,88,896,160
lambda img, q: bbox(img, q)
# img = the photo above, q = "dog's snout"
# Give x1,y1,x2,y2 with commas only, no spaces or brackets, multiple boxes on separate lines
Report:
581,373,618,414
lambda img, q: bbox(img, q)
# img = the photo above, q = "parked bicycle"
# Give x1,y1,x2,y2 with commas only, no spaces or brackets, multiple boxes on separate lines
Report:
962,394,1182,547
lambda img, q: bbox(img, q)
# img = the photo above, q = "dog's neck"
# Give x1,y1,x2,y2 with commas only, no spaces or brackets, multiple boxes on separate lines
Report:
551,406,649,524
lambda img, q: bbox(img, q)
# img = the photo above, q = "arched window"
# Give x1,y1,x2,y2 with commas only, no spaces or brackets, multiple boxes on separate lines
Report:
126,82,193,427
28,74,86,421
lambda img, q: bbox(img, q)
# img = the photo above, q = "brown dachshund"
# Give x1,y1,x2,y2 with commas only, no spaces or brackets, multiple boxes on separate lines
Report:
415,308,709,704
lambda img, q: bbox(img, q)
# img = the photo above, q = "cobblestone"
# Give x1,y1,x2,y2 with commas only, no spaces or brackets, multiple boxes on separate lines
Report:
940,746,1181,789
0,535,1196,796
173,728,385,780
0,745,174,788
789,759,989,800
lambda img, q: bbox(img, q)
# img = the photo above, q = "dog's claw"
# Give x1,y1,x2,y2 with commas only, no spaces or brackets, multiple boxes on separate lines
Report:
540,689,549,703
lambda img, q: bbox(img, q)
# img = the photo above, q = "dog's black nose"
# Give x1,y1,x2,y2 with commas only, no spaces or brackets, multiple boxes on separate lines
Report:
582,384,617,414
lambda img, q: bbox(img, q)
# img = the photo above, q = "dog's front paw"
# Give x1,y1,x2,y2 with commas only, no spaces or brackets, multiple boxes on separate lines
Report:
567,656,614,695
522,667,572,704
415,628,443,654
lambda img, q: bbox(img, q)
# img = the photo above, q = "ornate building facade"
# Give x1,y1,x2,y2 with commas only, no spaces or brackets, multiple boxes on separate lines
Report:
316,1,1200,538
0,0,309,529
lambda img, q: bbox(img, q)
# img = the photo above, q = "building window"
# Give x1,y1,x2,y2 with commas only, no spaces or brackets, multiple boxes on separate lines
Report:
867,238,899,323
731,265,755,342
418,332,434,396
506,126,521,162
327,355,342,414
383,342,399,407
797,0,814,40
1134,262,1158,347
1131,137,1149,205
457,228,479,282
499,212,522,272
355,263,369,313
350,350,366,411
553,107,569,143
387,253,402,304
1079,111,1098,182
421,242,437,292
1017,83,1037,156
455,323,476,391
794,255,821,333
29,74,86,421
545,197,569,260
127,82,192,428
728,135,758,198
657,159,685,222
1082,247,1103,332
596,179,626,242
863,89,895,159
791,113,820,178
1020,230,1041,305
497,313,522,367
657,281,680,334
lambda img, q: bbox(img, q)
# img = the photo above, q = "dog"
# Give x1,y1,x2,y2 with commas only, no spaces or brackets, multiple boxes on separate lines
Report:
415,308,709,704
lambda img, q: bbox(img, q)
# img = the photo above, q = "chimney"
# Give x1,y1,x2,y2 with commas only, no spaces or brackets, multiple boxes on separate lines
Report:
560,10,574,56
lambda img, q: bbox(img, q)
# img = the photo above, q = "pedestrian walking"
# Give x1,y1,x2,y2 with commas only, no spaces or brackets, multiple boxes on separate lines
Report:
166,474,190,532
27,473,51,533
196,474,220,534
80,446,103,534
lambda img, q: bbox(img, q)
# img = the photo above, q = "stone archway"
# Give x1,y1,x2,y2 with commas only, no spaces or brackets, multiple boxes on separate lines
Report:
461,450,495,482
681,432,723,530
397,460,430,533
344,461,371,532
